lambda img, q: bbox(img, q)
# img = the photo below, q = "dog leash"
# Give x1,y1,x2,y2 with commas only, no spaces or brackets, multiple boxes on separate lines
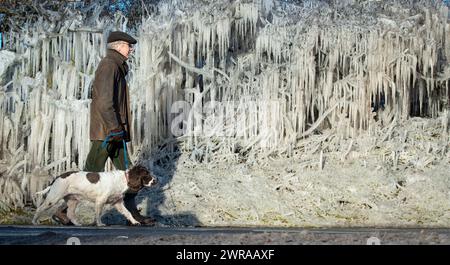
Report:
101,130,129,170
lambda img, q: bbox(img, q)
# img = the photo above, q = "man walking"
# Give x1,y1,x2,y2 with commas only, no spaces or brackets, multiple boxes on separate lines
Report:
53,31,155,226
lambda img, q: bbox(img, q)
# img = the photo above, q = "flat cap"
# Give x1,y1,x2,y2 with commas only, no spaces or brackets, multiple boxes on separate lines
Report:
107,31,137,44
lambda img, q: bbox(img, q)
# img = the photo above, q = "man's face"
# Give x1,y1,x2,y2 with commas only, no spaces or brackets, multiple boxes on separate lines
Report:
117,41,134,59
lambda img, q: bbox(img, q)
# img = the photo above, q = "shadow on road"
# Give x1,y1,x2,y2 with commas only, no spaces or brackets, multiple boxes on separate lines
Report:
139,139,200,227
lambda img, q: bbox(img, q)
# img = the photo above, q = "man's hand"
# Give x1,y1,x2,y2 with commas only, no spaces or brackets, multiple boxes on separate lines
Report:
109,128,124,141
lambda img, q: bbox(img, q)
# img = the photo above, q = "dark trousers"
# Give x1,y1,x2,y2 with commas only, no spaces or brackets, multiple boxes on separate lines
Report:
84,140,132,172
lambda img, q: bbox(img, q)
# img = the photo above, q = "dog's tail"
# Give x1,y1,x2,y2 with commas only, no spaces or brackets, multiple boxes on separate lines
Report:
35,173,65,197
35,186,51,196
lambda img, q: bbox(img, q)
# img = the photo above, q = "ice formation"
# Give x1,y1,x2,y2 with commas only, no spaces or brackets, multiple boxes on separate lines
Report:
0,0,449,224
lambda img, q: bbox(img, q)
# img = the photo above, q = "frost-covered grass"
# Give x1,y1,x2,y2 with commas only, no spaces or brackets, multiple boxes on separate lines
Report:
5,116,448,227
136,117,450,227
150,155,449,227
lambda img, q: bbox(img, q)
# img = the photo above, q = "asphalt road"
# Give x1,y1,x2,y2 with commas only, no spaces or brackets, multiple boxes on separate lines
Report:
1,225,450,245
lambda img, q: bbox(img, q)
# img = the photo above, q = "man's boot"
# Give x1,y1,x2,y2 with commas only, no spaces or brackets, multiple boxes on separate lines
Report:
52,205,74,225
123,192,156,225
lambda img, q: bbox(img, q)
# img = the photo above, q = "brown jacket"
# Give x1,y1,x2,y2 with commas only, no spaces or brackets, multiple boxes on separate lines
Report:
90,49,132,142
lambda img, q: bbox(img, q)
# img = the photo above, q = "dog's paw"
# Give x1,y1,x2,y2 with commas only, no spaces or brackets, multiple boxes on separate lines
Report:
96,222,107,227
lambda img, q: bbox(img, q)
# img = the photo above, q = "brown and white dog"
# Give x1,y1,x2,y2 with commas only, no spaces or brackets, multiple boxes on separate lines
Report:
32,165,157,226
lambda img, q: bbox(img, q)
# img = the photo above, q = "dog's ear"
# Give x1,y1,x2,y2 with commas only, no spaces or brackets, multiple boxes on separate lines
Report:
127,168,142,192
139,167,154,184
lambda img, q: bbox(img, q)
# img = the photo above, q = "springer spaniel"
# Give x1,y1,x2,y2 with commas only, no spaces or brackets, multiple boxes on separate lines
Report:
32,165,157,226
